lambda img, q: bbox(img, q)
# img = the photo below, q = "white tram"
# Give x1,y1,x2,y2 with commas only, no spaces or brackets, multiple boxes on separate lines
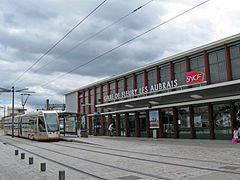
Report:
4,110,60,140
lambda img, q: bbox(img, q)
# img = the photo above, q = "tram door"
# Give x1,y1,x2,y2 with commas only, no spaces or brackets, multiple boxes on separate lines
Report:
162,109,174,138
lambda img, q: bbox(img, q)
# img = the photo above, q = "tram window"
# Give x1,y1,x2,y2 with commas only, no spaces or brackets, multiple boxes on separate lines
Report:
38,116,46,132
44,113,59,132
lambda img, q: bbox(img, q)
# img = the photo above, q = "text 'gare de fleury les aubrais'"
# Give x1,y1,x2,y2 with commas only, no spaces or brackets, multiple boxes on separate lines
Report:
65,33,240,140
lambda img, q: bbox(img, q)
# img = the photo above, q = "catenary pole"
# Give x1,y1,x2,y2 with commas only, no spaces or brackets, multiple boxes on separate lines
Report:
12,86,14,138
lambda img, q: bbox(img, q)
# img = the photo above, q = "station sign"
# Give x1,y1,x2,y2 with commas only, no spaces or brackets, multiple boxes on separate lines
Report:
186,71,204,84
104,80,178,102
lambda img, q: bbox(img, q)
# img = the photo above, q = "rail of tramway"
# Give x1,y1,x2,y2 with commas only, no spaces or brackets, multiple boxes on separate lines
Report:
3,110,60,140
0,136,174,180
54,141,240,167
1,136,240,177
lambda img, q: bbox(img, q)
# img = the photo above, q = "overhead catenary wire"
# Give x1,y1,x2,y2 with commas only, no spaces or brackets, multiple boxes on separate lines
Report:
9,0,108,87
34,0,153,74
41,0,210,88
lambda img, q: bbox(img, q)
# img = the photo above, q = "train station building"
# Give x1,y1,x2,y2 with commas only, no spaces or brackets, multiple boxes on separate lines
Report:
65,33,240,140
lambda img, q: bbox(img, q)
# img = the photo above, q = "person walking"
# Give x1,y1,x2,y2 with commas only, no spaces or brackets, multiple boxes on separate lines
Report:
232,129,239,143
108,123,114,136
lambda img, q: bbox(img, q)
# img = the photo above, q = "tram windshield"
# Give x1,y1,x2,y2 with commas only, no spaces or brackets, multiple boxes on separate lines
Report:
44,113,59,132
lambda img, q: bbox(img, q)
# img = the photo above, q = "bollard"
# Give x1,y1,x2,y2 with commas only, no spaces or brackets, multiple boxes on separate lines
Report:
40,163,46,172
59,170,65,180
21,153,25,160
29,157,34,165
15,150,19,156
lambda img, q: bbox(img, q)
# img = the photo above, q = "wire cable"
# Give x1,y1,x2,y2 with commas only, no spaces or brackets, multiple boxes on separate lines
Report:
34,0,153,74
9,0,107,87
41,0,210,88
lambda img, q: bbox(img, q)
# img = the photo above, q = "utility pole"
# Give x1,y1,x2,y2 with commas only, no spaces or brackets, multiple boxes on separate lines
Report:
0,86,34,138
12,86,14,137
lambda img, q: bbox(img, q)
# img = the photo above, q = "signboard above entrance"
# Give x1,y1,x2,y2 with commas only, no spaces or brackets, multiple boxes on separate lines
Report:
104,80,178,102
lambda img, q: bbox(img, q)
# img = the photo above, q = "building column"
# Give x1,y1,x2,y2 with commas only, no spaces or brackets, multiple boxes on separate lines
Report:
170,61,174,91
125,112,129,137
100,85,104,136
173,107,178,138
189,105,195,139
82,90,85,115
135,111,140,137
88,89,91,135
224,44,232,81
230,100,236,136
94,87,97,113
146,110,150,138
116,113,120,136
158,109,163,138
208,103,215,139
77,91,80,113
204,50,210,85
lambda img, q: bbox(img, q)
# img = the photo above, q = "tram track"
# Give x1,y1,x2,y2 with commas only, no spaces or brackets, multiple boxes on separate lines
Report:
0,136,174,180
55,141,240,167
2,136,240,177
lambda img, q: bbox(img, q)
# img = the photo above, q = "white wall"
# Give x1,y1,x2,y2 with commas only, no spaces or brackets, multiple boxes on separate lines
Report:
65,92,78,113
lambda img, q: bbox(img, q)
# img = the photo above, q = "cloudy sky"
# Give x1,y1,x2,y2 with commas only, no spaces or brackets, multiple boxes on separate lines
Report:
0,0,240,116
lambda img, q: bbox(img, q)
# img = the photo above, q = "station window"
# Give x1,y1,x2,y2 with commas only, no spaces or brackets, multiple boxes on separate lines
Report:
110,81,115,97
79,92,83,115
229,43,240,80
147,68,157,93
208,48,227,84
84,90,89,114
159,64,170,92
173,60,186,89
118,79,124,100
136,72,144,97
189,54,205,87
102,84,107,112
90,89,94,113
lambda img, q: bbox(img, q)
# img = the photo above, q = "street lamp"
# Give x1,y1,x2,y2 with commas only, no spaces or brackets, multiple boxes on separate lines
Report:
0,86,32,137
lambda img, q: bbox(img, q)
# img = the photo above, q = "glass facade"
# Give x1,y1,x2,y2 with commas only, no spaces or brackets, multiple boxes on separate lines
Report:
229,43,240,80
193,105,210,139
208,48,227,84
177,106,190,138
90,89,94,113
128,113,135,137
147,68,157,93
159,64,170,92
84,90,88,115
212,102,231,139
189,54,205,87
139,111,146,137
173,60,186,89
136,72,144,97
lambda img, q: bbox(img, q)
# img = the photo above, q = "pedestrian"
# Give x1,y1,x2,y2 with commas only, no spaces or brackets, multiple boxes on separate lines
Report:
232,129,239,143
108,123,114,136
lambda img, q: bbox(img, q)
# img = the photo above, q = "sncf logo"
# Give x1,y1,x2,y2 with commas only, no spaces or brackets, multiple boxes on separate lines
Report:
186,72,204,84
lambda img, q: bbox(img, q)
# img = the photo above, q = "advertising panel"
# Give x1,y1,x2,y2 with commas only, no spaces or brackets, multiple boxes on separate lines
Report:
149,110,159,128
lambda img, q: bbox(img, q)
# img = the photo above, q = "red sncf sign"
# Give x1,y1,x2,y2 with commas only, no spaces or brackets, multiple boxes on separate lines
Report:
186,71,204,84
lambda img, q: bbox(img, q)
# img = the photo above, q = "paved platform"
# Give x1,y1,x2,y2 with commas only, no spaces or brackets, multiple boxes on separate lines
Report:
1,129,240,180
